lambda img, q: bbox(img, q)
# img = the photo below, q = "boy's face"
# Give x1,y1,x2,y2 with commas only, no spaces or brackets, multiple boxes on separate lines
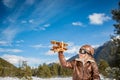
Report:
79,47,89,58
79,53,87,58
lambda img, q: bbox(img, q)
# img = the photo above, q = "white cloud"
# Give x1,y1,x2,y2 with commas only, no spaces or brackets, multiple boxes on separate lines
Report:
16,40,24,43
92,44,101,48
0,48,23,53
44,24,50,27
66,46,79,54
29,19,34,23
14,40,24,47
32,23,50,31
21,20,27,24
72,22,83,26
45,50,56,55
88,13,111,25
39,27,46,31
67,42,74,46
2,0,16,8
66,42,80,54
21,19,34,24
0,41,8,46
31,44,49,49
39,24,50,31
1,26,20,44
1,54,42,67
2,54,21,64
31,44,44,49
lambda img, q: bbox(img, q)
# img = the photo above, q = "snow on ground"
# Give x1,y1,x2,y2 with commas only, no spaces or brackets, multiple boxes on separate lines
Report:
32,77,72,80
0,75,115,80
0,77,72,80
0,77,19,80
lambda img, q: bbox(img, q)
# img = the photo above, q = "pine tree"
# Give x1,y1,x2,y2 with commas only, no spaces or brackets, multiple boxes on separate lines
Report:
111,1,120,79
111,1,120,68
42,63,52,78
50,63,59,77
98,59,110,77
37,65,44,77
31,68,38,76
37,63,52,78
16,61,32,80
24,66,32,80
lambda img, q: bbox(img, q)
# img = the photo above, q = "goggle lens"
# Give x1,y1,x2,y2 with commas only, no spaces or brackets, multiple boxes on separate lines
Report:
79,49,87,54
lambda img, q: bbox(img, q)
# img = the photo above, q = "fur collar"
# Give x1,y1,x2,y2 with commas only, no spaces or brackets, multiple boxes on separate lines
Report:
75,58,95,63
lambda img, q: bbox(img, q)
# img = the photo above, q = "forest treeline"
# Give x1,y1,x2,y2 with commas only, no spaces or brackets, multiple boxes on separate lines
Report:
0,57,118,80
0,59,73,80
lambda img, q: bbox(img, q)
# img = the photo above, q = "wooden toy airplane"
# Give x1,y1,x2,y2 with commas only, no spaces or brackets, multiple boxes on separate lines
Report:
50,40,68,53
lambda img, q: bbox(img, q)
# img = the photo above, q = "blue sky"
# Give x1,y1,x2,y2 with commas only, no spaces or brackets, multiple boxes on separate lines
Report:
0,0,118,67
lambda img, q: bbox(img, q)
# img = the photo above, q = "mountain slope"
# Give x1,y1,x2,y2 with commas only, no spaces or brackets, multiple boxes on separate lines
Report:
0,57,17,68
0,57,18,77
94,40,117,66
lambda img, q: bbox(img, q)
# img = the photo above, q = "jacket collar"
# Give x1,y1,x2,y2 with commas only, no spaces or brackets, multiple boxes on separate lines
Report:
75,58,95,63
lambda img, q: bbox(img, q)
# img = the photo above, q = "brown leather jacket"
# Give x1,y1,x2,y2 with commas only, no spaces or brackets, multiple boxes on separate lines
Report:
58,52,100,80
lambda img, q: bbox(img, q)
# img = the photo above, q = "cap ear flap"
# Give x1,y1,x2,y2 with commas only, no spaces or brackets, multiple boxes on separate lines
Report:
91,47,94,55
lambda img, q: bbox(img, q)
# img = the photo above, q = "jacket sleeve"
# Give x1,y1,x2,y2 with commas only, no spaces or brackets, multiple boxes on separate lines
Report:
92,62,100,80
58,51,73,69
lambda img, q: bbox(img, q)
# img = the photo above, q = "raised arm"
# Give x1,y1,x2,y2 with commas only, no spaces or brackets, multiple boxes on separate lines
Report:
58,51,73,69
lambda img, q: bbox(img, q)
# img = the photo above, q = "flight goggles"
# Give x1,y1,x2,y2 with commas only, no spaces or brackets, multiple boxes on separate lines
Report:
79,49,89,54
79,48,93,57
